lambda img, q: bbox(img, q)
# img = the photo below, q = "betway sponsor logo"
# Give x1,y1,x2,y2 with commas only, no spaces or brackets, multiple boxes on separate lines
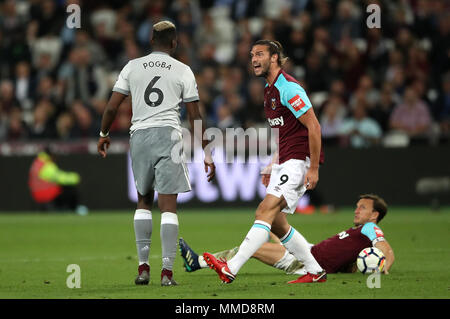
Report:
268,116,284,127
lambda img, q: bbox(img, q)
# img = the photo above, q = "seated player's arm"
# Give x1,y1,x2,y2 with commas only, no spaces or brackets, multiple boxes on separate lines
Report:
297,108,322,190
375,240,395,274
97,92,127,157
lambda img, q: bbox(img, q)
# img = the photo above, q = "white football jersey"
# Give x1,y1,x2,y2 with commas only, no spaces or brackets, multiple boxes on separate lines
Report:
113,51,199,134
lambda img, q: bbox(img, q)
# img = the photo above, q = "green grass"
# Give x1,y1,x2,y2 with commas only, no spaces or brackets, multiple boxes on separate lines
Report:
0,207,449,299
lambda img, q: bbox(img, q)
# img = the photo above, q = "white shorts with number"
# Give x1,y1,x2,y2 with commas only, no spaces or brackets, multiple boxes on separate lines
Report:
266,158,310,214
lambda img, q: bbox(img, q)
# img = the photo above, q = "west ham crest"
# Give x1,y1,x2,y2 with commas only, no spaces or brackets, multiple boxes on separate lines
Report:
271,98,276,110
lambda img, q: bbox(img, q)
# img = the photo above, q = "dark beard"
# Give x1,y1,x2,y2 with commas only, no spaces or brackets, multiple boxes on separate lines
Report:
255,67,269,78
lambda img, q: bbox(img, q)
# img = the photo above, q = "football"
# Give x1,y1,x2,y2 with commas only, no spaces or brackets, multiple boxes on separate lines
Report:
356,247,386,274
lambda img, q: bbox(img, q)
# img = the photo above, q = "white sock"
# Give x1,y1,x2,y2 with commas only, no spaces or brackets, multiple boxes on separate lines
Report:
281,226,323,274
134,209,152,265
227,220,271,275
160,212,179,271
273,250,307,275
198,256,208,268
273,250,296,271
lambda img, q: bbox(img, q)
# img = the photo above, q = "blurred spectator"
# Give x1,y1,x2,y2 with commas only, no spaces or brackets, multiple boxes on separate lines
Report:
229,0,262,21
136,0,167,49
365,28,390,85
36,76,62,106
28,99,56,139
70,100,99,138
338,101,382,148
217,103,236,130
432,72,450,138
304,51,328,93
28,0,64,38
0,79,20,114
72,29,109,69
339,39,365,92
7,107,28,140
370,82,397,133
239,78,265,129
320,95,347,146
0,0,448,147
14,61,35,112
389,86,433,140
55,111,75,140
29,34,63,79
57,46,109,106
329,0,362,44
349,74,379,109
430,12,450,85
284,26,307,67
0,0,30,78
194,12,219,58
196,65,219,120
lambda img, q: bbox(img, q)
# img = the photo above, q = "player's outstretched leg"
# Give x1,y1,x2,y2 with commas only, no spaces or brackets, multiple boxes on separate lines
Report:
179,238,201,272
203,252,236,284
180,238,240,273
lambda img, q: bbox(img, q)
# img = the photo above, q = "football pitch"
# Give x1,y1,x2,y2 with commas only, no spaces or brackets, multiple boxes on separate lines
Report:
0,207,449,299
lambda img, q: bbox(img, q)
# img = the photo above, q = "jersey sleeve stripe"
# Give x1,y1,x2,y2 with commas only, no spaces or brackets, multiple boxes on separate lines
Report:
183,95,200,102
113,87,130,95
252,223,271,233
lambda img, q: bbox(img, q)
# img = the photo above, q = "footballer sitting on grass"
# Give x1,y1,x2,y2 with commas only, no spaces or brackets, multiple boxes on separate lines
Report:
180,194,395,279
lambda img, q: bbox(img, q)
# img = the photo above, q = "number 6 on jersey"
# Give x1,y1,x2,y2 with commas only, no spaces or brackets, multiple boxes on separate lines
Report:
144,76,164,107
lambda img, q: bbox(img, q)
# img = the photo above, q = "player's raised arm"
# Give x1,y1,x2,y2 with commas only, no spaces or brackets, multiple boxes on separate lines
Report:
375,240,395,274
185,101,215,182
297,108,322,190
97,92,127,158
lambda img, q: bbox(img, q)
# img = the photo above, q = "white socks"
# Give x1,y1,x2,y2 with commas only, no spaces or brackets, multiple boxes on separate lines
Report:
227,220,271,275
160,212,179,271
134,209,152,265
280,226,323,274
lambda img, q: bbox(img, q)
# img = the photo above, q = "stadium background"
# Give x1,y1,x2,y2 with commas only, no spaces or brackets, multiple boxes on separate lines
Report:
0,0,449,210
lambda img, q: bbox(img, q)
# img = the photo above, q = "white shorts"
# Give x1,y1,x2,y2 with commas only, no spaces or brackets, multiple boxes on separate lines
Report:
266,158,310,214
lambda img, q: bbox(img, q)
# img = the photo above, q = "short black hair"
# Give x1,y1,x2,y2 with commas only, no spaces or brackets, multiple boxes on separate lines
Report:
252,40,288,66
152,21,177,47
359,194,388,223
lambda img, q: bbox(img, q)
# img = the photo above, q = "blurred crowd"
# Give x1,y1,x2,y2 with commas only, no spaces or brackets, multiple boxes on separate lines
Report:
0,0,449,147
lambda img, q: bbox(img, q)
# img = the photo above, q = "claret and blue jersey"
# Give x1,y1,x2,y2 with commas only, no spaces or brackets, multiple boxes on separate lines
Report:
264,69,324,164
311,222,385,273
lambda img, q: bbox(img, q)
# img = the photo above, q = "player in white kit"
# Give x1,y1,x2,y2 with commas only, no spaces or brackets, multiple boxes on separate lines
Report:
97,21,215,286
